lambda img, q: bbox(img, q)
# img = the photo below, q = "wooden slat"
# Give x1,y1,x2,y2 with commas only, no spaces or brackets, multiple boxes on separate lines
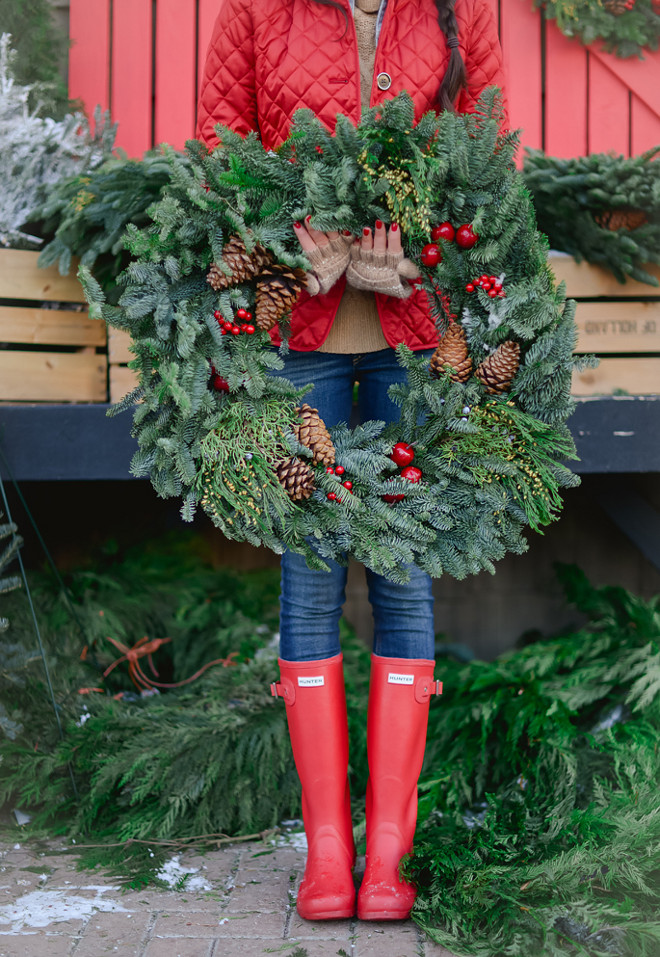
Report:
545,22,588,157
111,0,153,156
0,307,105,347
108,327,133,363
68,0,111,117
499,0,543,159
155,0,197,149
549,253,660,297
197,0,222,95
630,94,660,157
590,44,660,118
588,55,630,156
0,250,86,303
572,358,660,395
574,301,660,353
110,364,140,403
0,352,107,403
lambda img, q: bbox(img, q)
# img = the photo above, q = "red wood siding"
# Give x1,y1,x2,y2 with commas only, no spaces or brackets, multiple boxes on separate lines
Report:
69,0,660,159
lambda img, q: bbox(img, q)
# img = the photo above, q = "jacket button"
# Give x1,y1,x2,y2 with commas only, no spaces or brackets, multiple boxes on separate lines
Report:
376,72,392,91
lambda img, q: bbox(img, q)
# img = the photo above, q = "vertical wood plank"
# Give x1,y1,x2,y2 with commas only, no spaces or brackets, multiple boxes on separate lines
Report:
198,0,221,92
68,0,111,116
588,55,630,156
544,20,588,157
155,0,197,148
631,95,660,156
111,0,153,157
498,0,543,159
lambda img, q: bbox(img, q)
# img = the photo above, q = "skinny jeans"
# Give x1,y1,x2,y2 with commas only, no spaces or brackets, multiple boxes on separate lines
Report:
274,348,435,663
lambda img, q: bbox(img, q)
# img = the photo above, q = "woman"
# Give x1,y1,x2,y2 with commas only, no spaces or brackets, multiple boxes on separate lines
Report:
197,0,506,922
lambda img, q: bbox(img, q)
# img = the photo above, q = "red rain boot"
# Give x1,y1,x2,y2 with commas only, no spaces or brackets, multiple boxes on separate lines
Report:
271,653,356,919
357,654,441,921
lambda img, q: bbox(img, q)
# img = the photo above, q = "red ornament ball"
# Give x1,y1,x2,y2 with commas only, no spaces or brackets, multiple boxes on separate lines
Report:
400,465,423,483
327,492,337,501
236,308,249,320
212,375,230,393
335,465,345,475
342,480,353,490
420,243,442,267
431,222,455,243
455,224,479,249
390,442,415,467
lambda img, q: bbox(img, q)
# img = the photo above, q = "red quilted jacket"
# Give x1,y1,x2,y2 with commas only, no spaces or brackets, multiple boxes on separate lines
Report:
197,0,507,352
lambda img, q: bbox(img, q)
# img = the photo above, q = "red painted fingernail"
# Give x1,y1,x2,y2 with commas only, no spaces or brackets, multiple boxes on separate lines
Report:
363,227,370,236
306,215,312,222
294,222,302,228
343,229,352,236
391,223,399,231
375,220,383,228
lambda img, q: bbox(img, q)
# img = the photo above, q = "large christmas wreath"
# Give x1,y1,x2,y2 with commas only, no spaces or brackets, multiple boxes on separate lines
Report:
83,90,587,582
536,0,660,58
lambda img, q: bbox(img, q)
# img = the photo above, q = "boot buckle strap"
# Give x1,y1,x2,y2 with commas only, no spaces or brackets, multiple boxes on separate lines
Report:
270,676,295,704
415,677,443,703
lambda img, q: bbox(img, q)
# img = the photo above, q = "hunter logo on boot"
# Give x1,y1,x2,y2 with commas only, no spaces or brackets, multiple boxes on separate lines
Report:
387,673,415,685
298,675,325,687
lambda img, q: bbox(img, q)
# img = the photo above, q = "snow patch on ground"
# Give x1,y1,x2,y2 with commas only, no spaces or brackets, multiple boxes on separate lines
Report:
155,855,212,892
0,886,130,931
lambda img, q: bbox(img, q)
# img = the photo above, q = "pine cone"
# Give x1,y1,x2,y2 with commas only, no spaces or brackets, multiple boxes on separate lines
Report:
207,237,273,291
475,341,521,395
294,404,335,466
429,323,472,383
594,208,648,231
603,0,631,13
255,264,308,331
275,457,316,501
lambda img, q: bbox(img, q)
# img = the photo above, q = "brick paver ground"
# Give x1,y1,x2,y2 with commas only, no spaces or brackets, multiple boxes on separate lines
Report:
0,839,461,957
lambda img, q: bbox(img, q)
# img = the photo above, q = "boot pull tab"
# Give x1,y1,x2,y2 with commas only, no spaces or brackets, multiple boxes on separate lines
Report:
270,676,296,704
415,676,443,703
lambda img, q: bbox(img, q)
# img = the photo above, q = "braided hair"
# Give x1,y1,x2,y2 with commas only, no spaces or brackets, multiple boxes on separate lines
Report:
434,0,467,110
309,0,468,111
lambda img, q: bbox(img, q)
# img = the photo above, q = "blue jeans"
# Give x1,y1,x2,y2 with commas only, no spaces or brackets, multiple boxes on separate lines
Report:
275,349,435,663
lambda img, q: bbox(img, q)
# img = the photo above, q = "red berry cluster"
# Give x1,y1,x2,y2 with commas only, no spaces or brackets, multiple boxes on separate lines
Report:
621,0,635,8
465,275,506,299
214,308,256,336
421,222,479,269
325,464,354,503
382,442,422,503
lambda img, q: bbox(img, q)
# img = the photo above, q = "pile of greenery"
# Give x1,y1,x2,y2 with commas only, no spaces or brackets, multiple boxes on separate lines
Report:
0,0,70,118
34,150,182,300
522,147,660,285
0,533,369,883
408,565,660,956
1,534,659,956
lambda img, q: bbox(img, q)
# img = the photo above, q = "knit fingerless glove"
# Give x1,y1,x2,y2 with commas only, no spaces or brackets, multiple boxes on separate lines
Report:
345,245,421,299
303,233,354,296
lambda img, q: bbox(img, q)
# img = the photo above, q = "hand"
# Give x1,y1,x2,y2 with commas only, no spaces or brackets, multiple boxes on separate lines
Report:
293,216,354,295
345,221,420,299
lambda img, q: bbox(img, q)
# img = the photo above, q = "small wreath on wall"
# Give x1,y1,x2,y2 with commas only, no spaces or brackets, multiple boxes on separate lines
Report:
536,0,660,58
83,89,589,582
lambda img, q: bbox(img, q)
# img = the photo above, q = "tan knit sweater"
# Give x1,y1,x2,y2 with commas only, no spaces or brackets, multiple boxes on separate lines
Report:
317,0,388,354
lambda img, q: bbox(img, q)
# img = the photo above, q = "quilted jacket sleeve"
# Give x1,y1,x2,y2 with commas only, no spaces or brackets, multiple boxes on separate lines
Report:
196,0,258,148
458,0,509,123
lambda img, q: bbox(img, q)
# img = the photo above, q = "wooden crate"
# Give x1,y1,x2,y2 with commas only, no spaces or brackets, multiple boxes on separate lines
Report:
0,249,107,403
550,253,660,396
108,327,138,403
